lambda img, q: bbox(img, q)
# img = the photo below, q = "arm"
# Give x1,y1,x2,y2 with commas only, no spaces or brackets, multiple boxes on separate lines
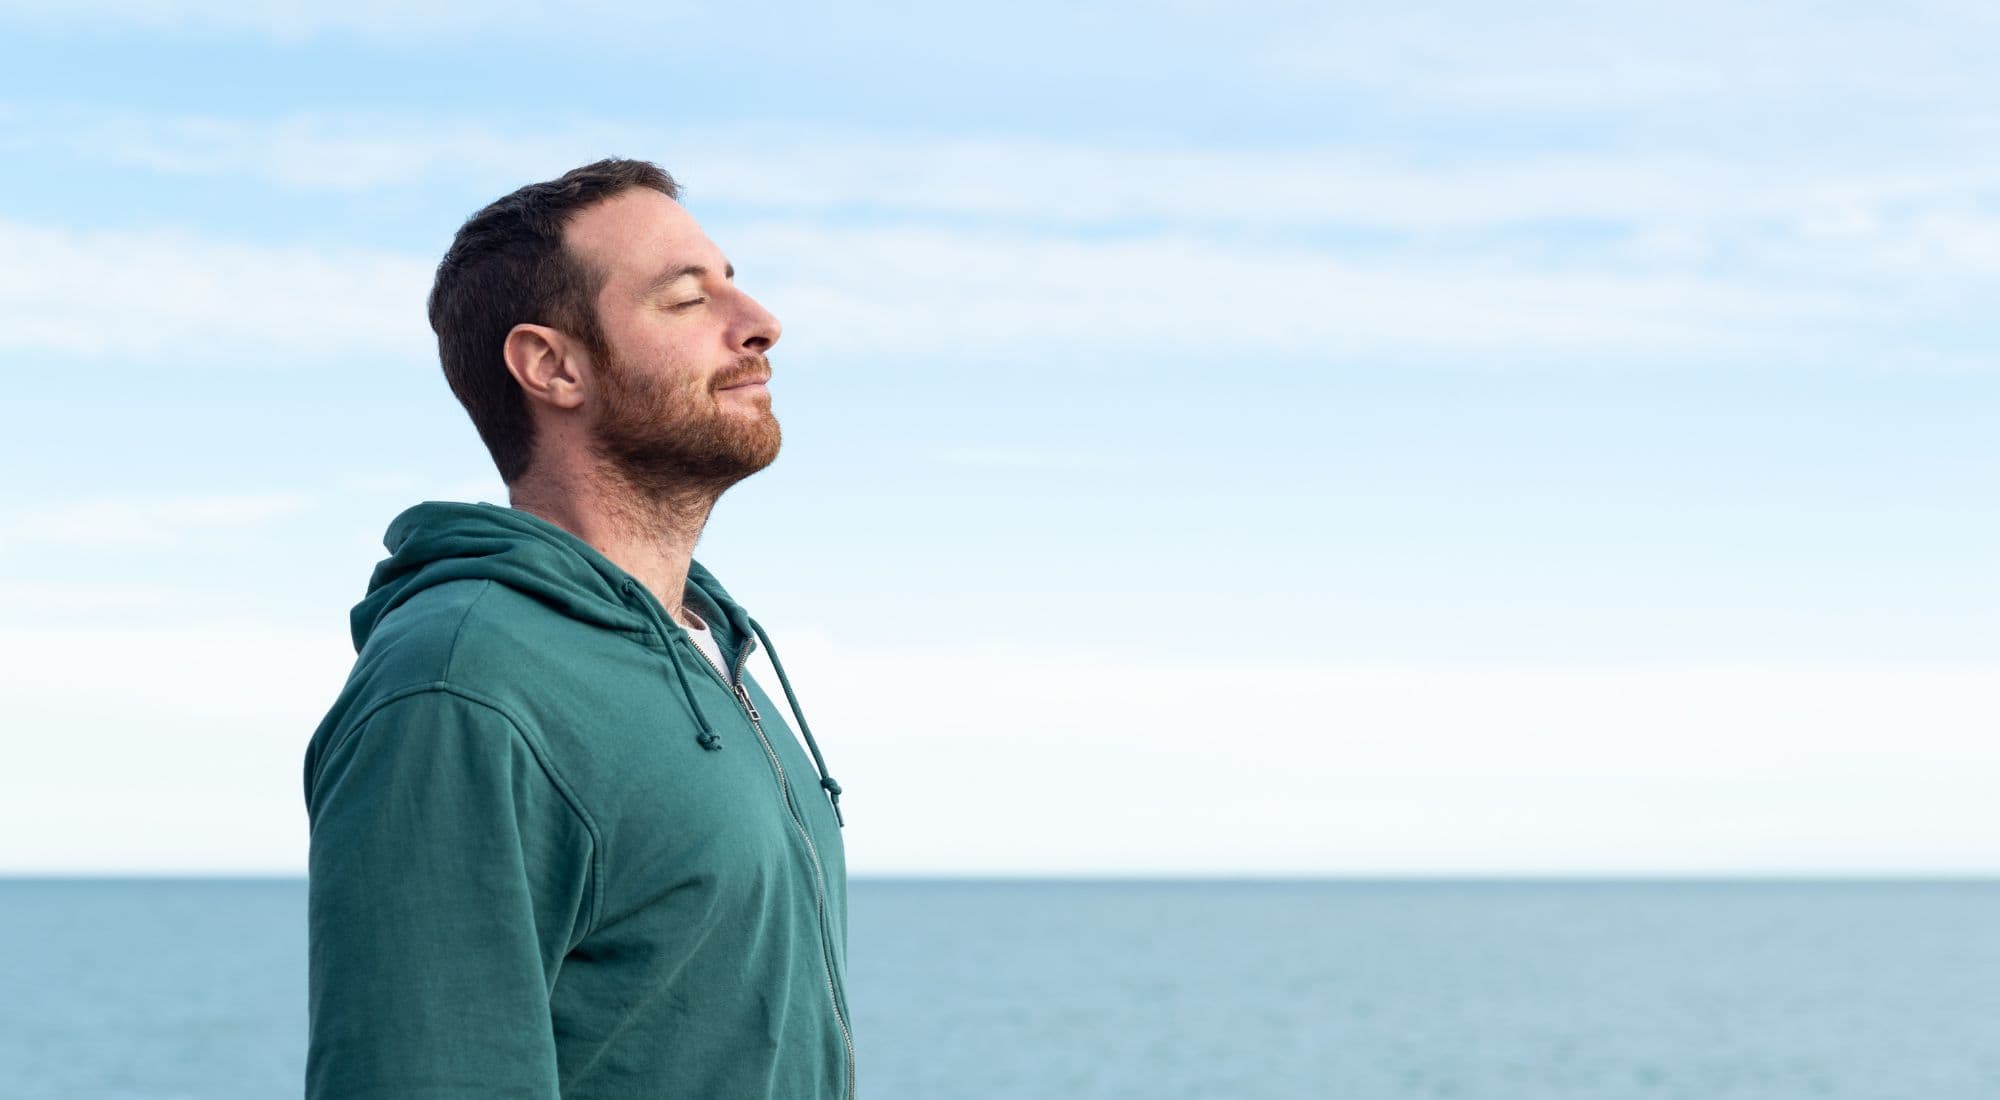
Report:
305,687,596,1099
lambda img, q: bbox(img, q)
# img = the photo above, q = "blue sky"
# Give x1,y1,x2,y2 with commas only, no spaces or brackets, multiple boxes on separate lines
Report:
3,2,1997,874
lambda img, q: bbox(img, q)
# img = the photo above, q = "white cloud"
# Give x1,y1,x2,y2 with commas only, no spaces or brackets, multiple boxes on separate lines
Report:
0,0,596,41
8,109,1994,368
929,446,1144,473
12,0,1995,114
48,112,638,193
0,581,187,610
0,218,431,364
6,609,1996,874
751,633,2000,875
1268,3,2000,110
331,471,423,493
0,619,353,872
0,203,1947,370
22,108,2000,258
7,490,314,549
736,222,1847,362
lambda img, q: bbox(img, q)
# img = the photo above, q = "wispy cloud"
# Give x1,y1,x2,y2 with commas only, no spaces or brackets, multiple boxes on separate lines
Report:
15,110,633,193
929,446,1144,473
0,206,1961,371
7,490,314,549
1268,3,2000,111
7,108,1992,369
738,633,2000,874
738,222,1859,364
7,608,1995,873
0,618,352,871
18,107,2000,252
0,581,187,611
12,0,1995,121
0,0,601,42
0,218,430,363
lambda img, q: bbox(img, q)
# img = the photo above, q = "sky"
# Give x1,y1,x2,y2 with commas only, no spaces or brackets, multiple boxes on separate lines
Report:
2,1,1997,875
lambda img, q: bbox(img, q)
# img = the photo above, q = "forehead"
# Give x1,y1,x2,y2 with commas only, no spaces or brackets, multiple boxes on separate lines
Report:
562,188,719,292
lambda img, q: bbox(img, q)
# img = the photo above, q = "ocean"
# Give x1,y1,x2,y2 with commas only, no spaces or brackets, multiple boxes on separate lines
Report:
3,878,1997,1098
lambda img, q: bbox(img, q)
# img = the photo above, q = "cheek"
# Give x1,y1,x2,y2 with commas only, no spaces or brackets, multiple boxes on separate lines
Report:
620,325,706,380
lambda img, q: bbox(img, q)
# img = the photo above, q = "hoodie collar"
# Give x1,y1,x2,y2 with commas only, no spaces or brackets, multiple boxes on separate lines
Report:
351,500,749,658
350,499,844,826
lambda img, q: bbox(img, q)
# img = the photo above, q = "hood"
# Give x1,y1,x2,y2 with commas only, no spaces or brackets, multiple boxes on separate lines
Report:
351,500,751,655
348,500,845,825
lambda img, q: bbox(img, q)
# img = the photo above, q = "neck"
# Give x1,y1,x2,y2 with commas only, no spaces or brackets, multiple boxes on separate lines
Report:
508,462,724,627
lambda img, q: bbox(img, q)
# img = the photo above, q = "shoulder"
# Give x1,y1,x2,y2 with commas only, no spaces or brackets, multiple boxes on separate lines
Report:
315,580,538,759
328,578,640,732
308,625,584,825
357,578,628,693
311,578,642,785
351,577,498,689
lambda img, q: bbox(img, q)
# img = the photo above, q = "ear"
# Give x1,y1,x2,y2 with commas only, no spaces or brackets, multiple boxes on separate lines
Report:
503,323,589,411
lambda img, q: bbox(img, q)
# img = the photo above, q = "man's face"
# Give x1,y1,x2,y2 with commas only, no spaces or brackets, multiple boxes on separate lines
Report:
561,188,784,493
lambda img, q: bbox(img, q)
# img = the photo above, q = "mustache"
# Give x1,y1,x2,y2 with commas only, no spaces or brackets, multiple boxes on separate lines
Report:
712,354,771,390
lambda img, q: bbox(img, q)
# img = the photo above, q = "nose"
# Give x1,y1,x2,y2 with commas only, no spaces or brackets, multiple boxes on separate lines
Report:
734,287,781,353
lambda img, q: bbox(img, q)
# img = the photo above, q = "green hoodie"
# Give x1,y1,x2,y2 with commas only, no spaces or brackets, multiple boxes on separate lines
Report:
303,501,853,1099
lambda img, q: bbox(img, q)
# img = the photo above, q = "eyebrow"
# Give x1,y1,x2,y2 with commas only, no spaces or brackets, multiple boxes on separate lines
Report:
642,262,735,297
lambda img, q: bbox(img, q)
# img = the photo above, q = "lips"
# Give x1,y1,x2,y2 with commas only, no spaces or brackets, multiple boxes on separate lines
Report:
716,353,772,391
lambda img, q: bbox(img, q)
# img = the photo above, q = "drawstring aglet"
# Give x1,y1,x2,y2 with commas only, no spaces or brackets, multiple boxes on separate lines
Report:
820,777,844,826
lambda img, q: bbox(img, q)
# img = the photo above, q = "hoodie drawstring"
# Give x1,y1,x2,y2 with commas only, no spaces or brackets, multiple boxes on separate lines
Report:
624,580,724,751
674,656,725,751
623,579,843,824
747,617,845,828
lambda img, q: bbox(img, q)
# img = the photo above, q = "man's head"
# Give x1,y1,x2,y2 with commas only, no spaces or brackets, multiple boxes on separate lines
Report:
428,158,782,491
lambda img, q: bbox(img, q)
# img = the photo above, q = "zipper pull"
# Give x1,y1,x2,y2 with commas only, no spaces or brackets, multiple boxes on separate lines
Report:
734,681,761,721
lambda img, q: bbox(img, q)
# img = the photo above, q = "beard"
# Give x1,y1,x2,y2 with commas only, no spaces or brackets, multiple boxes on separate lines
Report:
586,349,782,497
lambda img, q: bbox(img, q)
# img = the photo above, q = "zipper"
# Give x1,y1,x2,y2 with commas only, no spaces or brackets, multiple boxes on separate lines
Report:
680,625,857,1100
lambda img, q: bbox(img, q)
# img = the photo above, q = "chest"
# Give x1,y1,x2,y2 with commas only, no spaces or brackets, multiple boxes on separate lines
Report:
515,640,846,906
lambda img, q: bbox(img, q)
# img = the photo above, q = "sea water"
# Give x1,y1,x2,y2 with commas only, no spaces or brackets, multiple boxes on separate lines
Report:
3,878,1998,1099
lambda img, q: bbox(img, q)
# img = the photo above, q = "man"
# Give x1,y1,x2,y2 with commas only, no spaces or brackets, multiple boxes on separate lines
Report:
302,159,853,1099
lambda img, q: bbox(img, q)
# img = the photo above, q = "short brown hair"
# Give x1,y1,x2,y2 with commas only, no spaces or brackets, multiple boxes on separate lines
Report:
427,158,680,484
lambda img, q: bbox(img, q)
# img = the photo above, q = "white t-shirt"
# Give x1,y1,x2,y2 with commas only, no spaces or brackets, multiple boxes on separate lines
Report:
678,606,731,683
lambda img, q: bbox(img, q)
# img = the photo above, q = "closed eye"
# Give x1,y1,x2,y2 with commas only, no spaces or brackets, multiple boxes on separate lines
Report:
671,297,707,311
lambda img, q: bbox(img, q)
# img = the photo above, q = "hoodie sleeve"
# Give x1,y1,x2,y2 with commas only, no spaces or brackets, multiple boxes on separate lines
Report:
305,687,597,1099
